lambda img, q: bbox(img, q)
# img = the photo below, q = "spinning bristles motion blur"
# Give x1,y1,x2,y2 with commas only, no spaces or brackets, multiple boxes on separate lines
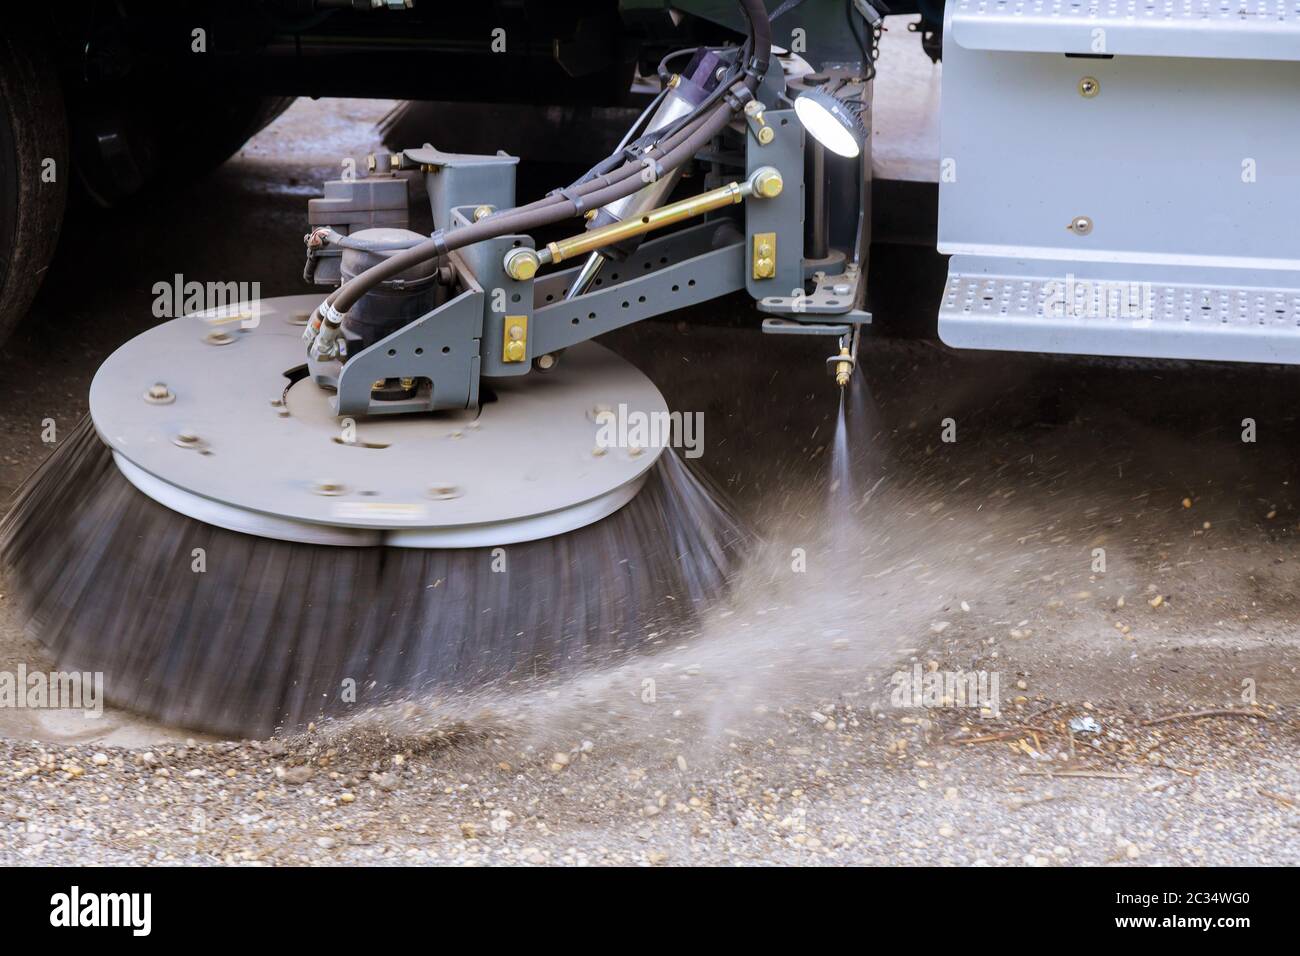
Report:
1,417,745,738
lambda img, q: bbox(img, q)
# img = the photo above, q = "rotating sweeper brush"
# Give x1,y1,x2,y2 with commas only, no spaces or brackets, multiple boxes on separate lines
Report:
0,318,747,737
0,0,876,737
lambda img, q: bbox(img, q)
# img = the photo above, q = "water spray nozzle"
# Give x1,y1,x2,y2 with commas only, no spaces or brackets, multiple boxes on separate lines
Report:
833,347,853,387
825,323,863,390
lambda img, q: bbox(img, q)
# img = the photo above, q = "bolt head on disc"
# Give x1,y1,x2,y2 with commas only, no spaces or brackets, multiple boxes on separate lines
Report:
90,294,667,547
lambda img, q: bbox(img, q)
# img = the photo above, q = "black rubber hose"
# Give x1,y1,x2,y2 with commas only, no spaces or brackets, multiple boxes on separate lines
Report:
739,0,772,75
325,0,771,317
581,0,771,191
329,99,738,314
325,90,743,306
574,38,752,187
323,229,422,253
657,46,705,84
328,91,743,313
616,86,670,152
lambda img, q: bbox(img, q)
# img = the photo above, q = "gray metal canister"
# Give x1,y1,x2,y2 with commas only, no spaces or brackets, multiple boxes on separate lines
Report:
339,227,439,350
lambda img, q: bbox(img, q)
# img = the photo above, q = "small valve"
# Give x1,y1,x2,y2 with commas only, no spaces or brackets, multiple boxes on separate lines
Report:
824,325,862,389
833,347,853,387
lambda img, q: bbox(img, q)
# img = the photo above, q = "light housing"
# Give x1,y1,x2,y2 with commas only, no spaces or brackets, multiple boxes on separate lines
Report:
794,85,867,159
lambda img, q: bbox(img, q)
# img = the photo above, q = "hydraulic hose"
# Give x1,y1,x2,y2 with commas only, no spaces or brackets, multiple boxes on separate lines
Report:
615,86,671,153
572,41,750,188
739,0,773,76
316,0,773,326
327,99,737,315
318,228,422,253
577,0,772,185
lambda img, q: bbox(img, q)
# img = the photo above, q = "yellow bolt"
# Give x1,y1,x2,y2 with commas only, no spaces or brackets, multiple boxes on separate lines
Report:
757,125,774,145
503,248,540,281
503,316,528,362
473,205,493,221
752,169,783,199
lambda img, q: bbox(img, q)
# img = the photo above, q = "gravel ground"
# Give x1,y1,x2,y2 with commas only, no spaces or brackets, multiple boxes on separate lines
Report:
1,95,1297,866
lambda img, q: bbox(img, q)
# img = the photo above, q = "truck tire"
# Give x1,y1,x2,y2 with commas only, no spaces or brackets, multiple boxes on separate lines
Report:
0,16,68,346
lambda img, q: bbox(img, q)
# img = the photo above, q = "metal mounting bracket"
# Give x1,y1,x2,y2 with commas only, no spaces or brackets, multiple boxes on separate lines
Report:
330,264,484,417
757,262,872,323
760,317,853,336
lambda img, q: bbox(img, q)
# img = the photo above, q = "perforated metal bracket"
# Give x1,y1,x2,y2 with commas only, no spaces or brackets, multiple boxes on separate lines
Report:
532,231,745,354
939,256,1300,364
756,262,872,322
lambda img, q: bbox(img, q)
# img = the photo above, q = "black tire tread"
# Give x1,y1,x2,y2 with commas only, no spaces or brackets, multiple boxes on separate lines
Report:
0,15,68,345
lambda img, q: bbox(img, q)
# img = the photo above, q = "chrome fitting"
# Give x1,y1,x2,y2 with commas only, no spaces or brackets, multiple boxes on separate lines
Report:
306,301,348,360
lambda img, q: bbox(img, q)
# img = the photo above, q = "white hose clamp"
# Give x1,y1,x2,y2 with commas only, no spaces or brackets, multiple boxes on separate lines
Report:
320,301,346,328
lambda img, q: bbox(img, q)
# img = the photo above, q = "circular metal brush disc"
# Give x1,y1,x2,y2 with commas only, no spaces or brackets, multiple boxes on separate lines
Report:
89,294,667,548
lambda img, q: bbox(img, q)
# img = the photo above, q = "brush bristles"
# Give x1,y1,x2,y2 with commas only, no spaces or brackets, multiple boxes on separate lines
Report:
1,418,747,738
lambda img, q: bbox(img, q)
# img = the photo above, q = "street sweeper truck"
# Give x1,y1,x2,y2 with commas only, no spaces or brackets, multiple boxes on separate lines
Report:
2,0,1297,736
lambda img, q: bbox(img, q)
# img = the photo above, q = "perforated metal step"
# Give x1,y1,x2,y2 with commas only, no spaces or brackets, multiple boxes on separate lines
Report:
950,0,1300,59
939,261,1300,363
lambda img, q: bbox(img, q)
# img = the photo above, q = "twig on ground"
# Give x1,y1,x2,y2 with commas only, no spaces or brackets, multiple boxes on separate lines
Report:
1007,794,1068,811
1141,708,1268,727
1259,789,1295,809
1016,769,1134,780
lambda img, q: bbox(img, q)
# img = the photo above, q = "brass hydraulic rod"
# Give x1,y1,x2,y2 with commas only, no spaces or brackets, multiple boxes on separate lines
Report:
546,181,744,265
502,167,783,279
